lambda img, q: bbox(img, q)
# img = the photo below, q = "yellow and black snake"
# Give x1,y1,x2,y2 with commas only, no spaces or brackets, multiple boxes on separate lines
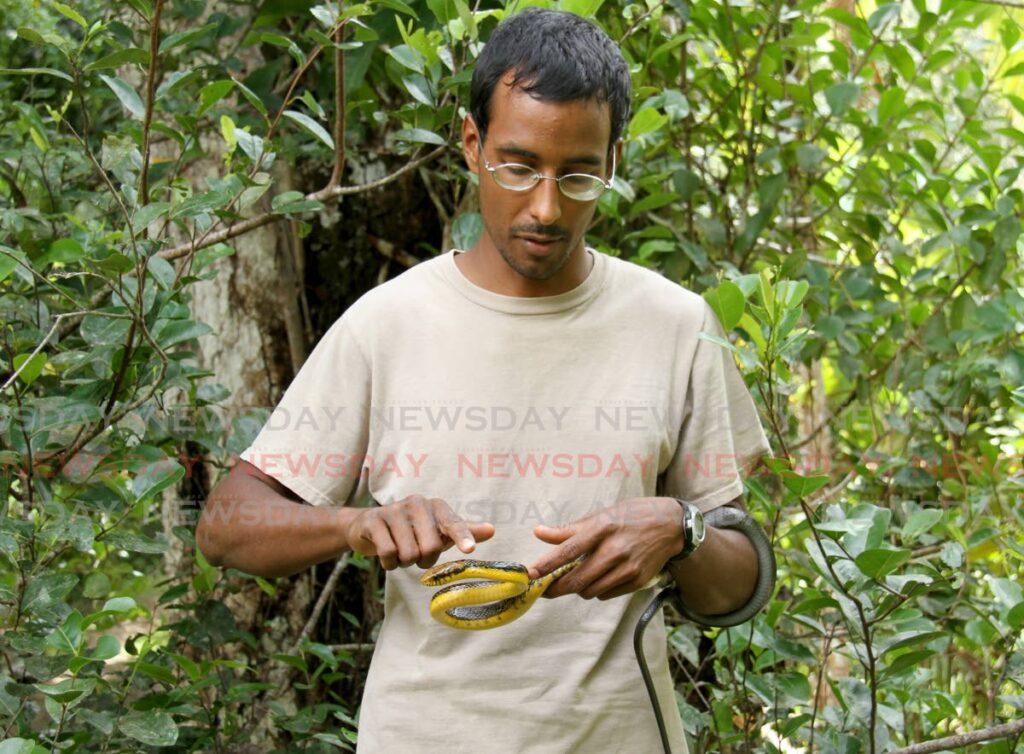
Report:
419,555,585,629
418,507,777,754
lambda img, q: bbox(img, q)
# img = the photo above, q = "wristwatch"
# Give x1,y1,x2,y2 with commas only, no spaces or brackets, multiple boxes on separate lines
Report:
666,499,706,564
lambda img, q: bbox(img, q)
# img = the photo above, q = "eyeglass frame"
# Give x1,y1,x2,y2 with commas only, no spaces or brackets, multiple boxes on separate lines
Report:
479,146,617,202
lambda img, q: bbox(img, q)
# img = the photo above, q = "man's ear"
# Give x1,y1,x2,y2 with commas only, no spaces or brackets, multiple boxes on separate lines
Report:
462,116,481,173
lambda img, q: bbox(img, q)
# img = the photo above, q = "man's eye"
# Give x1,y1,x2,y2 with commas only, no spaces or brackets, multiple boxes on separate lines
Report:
562,174,599,190
503,165,535,177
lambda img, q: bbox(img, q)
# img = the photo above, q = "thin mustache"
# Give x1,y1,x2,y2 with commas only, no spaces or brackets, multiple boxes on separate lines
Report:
513,226,567,240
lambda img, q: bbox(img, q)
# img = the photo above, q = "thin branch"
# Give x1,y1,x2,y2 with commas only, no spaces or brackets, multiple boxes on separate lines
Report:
139,0,165,205
270,556,352,697
368,236,421,268
889,720,1024,754
157,146,446,262
327,24,347,189
0,312,99,393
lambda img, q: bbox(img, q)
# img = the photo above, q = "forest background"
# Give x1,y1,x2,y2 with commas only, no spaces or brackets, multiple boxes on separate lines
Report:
0,0,1022,751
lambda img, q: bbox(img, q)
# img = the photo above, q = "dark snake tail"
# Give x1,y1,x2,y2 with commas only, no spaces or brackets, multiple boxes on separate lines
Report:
634,507,777,754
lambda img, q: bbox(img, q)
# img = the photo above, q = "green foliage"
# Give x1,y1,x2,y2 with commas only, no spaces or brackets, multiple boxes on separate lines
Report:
0,0,1021,751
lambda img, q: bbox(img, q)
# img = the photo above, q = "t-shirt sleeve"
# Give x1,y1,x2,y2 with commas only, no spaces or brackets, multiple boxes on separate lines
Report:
240,316,372,507
658,301,771,512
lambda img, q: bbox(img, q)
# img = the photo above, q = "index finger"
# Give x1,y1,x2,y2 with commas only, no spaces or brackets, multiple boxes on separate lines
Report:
431,500,476,553
528,534,591,580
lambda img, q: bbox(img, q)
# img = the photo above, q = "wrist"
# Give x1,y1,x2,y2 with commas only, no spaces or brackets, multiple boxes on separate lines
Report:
335,506,362,553
665,498,706,565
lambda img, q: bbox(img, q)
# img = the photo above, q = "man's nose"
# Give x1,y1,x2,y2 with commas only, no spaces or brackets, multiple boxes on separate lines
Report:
528,177,562,227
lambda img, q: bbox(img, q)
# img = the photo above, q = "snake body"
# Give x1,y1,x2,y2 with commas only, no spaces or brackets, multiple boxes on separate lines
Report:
418,507,777,754
420,556,585,630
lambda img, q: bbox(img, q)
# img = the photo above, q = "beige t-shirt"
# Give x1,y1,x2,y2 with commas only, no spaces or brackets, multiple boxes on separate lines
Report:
242,248,770,754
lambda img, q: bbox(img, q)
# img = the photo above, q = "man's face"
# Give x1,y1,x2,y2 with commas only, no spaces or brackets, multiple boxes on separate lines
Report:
462,76,615,282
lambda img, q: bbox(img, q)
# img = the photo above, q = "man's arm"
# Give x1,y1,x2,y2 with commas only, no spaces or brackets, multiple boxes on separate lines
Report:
664,500,758,616
197,459,496,579
529,496,763,616
196,460,357,578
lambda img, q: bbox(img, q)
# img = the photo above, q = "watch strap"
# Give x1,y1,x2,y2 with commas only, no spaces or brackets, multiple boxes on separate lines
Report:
666,498,700,564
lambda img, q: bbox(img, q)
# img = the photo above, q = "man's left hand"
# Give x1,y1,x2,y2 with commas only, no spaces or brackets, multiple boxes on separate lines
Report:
527,497,684,600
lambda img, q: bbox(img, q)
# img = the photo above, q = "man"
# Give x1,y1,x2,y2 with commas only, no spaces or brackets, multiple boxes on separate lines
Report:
197,8,770,753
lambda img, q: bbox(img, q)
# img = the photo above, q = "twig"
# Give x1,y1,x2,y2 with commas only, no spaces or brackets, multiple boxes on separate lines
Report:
158,146,446,261
327,643,375,652
271,555,351,697
0,311,104,392
327,24,347,189
368,237,421,268
139,0,165,206
888,719,1024,754
290,555,350,654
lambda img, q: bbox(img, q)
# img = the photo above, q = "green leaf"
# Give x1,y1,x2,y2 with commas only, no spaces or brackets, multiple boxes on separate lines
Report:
777,280,809,308
0,739,45,754
99,74,145,119
0,250,20,283
43,237,85,264
387,44,425,74
89,635,121,661
558,0,607,16
12,353,47,386
940,541,964,568
796,143,827,171
282,110,334,150
53,2,87,27
825,81,860,116
147,255,176,291
80,312,131,346
132,457,185,499
0,67,73,82
119,710,179,747
271,192,325,215
901,509,942,540
628,108,667,139
704,281,745,331
867,2,900,30
993,216,1020,253
155,320,213,348
884,43,915,81
197,79,234,116
159,23,216,53
102,596,137,613
452,212,483,250
877,87,906,125
377,0,417,16
132,201,171,233
403,73,434,107
1001,61,1024,79
782,471,829,497
23,574,79,615
155,69,202,100
394,128,445,146
105,531,169,554
855,547,912,578
85,48,150,71
233,78,268,118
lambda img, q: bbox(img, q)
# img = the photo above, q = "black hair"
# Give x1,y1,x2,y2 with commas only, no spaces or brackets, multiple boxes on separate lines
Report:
469,8,632,149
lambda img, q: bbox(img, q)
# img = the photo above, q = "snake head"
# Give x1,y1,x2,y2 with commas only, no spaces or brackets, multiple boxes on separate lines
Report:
420,559,528,586
419,559,478,586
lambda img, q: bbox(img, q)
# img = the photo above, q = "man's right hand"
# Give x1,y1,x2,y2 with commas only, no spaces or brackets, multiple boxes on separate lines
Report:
345,496,495,570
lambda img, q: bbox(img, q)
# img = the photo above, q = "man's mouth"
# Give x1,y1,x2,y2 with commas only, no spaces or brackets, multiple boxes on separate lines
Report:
517,235,563,248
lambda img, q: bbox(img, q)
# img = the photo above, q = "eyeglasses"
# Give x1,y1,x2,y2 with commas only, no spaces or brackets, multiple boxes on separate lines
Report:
480,150,616,202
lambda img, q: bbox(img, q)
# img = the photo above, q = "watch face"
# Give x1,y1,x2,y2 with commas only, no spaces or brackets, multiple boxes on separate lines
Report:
691,508,707,544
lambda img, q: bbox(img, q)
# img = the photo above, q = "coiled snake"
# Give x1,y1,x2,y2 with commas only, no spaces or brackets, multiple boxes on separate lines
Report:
419,506,776,754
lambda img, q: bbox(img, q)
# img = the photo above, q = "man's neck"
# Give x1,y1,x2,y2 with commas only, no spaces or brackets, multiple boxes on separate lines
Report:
454,244,593,297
